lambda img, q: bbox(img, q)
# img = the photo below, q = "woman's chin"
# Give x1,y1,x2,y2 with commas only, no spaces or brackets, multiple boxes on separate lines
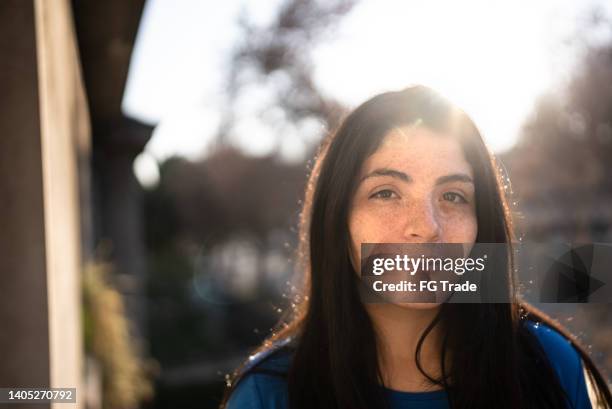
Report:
393,301,441,310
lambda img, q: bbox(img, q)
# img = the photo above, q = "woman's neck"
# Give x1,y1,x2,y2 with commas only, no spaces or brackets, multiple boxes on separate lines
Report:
365,303,445,393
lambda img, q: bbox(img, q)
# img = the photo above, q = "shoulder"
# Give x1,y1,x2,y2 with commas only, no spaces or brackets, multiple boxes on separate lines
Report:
523,320,592,409
225,340,293,409
523,320,581,376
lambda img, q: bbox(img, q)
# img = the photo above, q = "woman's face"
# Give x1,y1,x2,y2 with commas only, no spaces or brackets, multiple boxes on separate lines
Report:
348,125,478,307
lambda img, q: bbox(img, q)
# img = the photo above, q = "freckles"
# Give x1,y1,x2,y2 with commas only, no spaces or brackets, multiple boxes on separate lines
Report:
349,208,388,242
441,213,477,241
381,214,398,225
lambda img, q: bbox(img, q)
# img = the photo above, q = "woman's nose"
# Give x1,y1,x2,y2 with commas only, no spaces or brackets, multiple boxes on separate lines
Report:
401,199,441,242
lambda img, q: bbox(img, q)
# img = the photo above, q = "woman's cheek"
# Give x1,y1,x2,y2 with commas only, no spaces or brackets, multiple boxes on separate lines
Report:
441,211,478,243
349,210,385,264
357,210,395,241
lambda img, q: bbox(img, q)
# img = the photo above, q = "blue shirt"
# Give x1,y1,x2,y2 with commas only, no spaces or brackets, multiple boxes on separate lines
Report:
226,321,592,409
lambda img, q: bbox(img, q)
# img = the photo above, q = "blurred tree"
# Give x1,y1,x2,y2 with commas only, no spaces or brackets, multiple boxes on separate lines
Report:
502,28,612,241
501,14,612,378
216,0,358,149
144,148,307,363
148,148,306,248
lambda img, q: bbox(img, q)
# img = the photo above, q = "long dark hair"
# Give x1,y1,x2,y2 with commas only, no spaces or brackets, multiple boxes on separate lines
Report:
221,85,612,409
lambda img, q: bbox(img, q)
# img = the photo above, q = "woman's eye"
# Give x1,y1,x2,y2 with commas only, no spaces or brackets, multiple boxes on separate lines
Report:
442,192,467,204
370,189,397,200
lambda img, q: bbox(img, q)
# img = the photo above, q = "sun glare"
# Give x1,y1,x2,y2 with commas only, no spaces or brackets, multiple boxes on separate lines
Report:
312,0,578,152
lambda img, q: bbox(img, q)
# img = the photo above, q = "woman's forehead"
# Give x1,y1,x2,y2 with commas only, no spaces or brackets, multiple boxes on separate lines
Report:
361,126,473,178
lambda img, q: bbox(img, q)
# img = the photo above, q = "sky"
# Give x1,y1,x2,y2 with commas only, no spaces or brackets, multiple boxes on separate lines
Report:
122,0,612,188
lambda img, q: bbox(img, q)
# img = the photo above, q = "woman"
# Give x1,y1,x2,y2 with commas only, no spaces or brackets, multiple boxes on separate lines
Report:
220,85,612,409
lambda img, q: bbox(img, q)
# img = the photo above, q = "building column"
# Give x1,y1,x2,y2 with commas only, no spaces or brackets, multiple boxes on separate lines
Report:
0,0,87,407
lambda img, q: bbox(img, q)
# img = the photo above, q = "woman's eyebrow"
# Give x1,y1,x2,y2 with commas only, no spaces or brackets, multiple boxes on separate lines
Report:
359,168,473,185
359,168,411,183
435,173,474,185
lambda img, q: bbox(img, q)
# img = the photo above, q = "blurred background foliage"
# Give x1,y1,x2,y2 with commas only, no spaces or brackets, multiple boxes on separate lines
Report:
83,262,154,409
